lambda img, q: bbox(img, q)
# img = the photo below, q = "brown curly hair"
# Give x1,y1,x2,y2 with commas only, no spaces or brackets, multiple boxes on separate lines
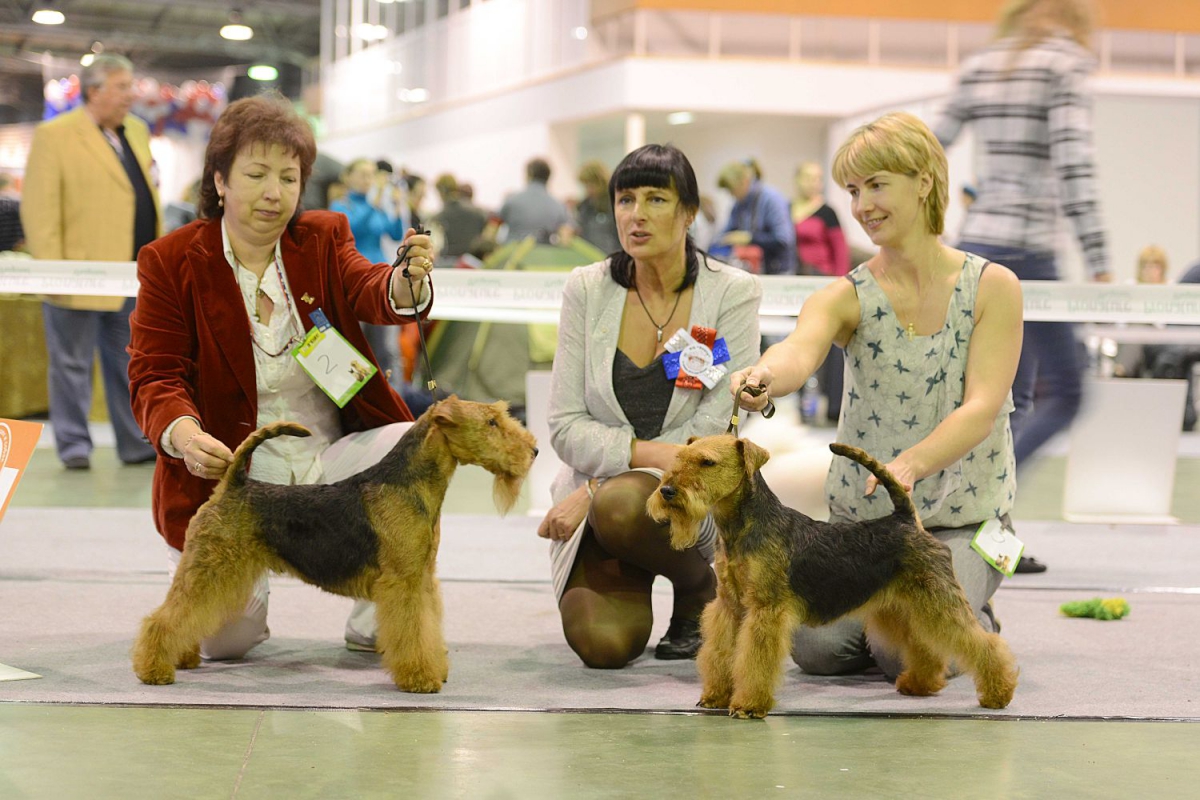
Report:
197,93,317,220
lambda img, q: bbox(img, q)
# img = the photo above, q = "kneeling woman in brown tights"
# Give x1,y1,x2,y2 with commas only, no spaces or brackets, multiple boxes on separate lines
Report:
539,144,761,668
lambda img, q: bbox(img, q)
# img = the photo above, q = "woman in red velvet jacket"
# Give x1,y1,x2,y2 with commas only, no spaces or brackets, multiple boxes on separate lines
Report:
128,94,435,658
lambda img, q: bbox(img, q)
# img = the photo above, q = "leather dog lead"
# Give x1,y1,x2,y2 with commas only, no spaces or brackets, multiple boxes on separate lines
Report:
393,228,440,398
727,381,776,435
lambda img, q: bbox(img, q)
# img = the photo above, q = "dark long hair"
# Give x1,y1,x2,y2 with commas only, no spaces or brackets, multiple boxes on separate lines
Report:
607,144,702,292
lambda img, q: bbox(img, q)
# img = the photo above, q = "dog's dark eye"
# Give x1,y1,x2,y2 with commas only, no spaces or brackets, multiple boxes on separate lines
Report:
700,458,716,467
488,418,498,427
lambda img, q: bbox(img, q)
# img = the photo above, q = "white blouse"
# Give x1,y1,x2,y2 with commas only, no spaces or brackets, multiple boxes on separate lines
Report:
161,218,431,485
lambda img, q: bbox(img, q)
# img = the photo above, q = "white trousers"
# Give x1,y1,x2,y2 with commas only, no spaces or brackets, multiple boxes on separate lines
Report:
165,421,413,660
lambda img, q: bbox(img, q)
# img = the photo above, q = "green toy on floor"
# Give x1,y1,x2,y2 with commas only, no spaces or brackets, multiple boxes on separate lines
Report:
1059,598,1131,621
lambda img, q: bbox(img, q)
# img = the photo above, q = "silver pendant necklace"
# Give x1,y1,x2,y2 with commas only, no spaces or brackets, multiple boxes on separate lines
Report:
633,281,683,343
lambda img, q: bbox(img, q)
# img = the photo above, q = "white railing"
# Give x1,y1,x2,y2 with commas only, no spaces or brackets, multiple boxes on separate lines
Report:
5,259,1200,337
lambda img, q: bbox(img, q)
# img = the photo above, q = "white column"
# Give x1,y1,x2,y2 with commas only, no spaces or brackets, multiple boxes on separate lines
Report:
624,112,646,154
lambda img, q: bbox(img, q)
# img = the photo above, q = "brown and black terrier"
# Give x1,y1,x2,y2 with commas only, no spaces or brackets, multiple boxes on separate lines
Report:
647,435,1018,719
132,396,537,693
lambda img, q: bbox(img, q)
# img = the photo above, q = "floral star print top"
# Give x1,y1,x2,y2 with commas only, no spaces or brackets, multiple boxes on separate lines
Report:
826,252,1016,528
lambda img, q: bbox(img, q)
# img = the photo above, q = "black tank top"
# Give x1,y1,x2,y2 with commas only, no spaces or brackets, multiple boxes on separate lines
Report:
612,349,674,441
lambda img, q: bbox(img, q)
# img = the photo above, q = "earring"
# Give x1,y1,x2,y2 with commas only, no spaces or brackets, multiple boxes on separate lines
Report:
218,195,224,208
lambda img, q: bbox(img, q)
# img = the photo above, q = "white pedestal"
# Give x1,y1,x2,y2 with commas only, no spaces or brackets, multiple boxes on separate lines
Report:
1062,378,1187,524
524,370,561,517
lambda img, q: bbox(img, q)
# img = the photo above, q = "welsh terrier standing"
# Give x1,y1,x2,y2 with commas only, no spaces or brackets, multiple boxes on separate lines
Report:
132,396,537,693
647,435,1018,719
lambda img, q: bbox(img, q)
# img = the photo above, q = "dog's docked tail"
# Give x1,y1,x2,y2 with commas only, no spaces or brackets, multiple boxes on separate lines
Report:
222,421,312,490
829,443,917,520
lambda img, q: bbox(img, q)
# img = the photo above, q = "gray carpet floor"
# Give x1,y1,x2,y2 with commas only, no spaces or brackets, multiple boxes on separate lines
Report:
1,510,1196,720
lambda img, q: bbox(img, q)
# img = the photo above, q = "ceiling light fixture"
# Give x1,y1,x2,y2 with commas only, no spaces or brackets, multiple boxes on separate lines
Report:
220,10,254,41
80,54,95,66
247,65,279,81
667,111,694,126
397,88,428,103
352,23,389,42
31,3,65,25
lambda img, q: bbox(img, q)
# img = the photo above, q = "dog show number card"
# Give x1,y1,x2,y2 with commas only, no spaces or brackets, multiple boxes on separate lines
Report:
0,418,43,526
294,309,377,408
971,518,1025,578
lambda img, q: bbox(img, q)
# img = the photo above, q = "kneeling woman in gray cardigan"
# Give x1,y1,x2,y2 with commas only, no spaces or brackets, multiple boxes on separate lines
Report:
540,144,761,668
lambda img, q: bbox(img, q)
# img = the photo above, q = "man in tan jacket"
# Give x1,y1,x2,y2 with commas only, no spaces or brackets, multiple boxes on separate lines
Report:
21,54,160,469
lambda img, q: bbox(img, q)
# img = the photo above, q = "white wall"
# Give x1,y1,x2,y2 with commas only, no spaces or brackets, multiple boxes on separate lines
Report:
1093,94,1200,280
320,57,1200,277
320,61,635,210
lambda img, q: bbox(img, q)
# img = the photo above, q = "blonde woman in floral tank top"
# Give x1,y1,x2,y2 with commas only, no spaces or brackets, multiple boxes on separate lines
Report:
730,112,1024,680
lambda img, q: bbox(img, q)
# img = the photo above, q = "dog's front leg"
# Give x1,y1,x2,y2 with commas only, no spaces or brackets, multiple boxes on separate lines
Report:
375,568,446,693
697,596,738,710
728,604,795,720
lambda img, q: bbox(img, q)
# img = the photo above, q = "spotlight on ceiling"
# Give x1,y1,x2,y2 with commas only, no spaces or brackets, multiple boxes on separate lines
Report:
220,10,254,41
667,111,695,126
31,3,65,25
397,88,429,103
247,64,279,82
352,23,390,41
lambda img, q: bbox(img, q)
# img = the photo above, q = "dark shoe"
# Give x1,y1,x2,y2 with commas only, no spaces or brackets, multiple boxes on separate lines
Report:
1014,554,1047,574
63,456,90,470
654,616,702,660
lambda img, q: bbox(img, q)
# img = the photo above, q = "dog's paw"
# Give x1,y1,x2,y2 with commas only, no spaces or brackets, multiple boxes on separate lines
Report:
895,670,945,697
728,705,768,720
978,691,1013,710
395,673,445,694
177,648,201,670
977,676,1016,709
698,693,730,710
135,664,177,685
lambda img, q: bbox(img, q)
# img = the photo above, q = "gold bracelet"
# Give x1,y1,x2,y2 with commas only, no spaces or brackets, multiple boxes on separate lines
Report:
585,478,597,499
181,430,205,456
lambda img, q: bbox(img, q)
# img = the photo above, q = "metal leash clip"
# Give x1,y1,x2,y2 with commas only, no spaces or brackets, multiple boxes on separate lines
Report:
727,381,776,435
390,228,439,396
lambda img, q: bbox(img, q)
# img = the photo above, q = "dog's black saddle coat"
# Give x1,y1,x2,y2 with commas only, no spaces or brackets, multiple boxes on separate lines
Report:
250,483,381,586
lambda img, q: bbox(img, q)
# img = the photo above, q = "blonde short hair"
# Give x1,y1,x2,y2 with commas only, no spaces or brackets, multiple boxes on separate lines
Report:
577,159,610,187
997,0,1096,50
832,111,949,236
1137,245,1169,280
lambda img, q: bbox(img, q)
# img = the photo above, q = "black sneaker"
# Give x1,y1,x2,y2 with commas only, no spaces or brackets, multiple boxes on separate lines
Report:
1014,554,1048,574
654,616,702,660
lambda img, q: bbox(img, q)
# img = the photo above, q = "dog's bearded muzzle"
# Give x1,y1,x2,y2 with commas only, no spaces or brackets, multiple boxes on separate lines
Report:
647,481,705,551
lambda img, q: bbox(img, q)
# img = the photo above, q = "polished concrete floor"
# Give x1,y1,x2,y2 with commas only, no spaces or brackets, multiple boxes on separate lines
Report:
4,432,1199,798
3,704,1197,799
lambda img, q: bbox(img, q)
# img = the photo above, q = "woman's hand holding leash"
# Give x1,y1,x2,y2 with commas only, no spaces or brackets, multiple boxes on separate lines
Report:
390,228,435,302
728,366,775,413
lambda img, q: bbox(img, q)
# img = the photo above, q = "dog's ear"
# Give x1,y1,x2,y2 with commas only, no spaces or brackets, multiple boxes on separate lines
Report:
430,400,459,428
737,438,770,474
686,436,699,445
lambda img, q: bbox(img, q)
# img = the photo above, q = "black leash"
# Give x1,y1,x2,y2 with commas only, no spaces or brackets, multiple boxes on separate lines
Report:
727,381,775,435
390,228,439,398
